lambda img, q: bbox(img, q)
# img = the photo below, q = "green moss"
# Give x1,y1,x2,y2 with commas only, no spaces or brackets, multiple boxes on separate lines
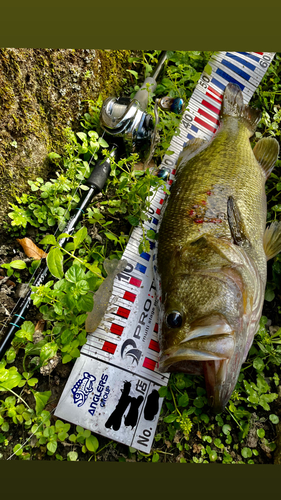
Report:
0,48,134,230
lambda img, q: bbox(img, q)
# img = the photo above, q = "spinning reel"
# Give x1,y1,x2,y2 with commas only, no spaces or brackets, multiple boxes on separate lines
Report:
99,51,184,163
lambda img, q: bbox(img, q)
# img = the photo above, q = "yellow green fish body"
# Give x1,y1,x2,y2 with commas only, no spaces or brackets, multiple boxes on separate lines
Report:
155,83,280,412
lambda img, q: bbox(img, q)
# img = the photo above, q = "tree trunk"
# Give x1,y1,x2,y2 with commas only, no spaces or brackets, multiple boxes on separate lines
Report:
0,48,135,231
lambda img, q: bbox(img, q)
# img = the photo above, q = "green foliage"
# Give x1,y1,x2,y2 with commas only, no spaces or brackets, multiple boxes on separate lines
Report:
87,150,167,253
1,51,281,463
7,126,108,234
0,259,27,282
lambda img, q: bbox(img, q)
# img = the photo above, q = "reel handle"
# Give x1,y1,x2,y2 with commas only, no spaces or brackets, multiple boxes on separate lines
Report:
133,77,157,111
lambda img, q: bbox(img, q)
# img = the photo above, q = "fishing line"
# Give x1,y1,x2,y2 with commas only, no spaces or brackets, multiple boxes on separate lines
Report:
6,406,57,460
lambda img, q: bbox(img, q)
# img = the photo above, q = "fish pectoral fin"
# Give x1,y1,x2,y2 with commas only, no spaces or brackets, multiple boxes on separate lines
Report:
85,258,128,332
177,138,208,170
227,196,251,248
103,257,128,276
263,221,281,260
253,137,280,179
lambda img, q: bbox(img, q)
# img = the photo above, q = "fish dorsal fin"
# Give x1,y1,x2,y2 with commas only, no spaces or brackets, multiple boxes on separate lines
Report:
263,221,281,260
177,138,209,170
227,196,251,248
253,137,280,179
220,83,261,136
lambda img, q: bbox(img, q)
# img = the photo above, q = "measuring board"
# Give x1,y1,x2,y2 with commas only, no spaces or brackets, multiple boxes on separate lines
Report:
55,51,276,453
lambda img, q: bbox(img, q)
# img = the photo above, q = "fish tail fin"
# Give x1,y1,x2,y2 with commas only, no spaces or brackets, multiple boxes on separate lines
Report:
263,221,281,260
220,83,261,136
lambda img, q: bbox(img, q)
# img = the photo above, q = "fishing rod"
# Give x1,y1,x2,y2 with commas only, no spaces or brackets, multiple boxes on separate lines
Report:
0,50,180,360
0,148,117,359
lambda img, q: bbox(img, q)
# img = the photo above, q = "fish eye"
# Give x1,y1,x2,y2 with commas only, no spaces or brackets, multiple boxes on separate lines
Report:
166,311,182,328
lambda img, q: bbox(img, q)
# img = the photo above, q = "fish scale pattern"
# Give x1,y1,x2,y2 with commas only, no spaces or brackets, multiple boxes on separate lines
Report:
155,84,279,412
158,118,267,283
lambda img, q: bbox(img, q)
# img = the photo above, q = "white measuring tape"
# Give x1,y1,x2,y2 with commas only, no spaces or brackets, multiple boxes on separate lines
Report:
55,51,275,453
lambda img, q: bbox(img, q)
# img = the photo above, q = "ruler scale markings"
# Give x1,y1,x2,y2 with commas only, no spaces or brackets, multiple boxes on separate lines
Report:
192,88,223,110
88,329,122,344
188,100,221,123
113,282,140,296
228,52,266,79
212,54,262,87
210,60,256,98
55,51,275,453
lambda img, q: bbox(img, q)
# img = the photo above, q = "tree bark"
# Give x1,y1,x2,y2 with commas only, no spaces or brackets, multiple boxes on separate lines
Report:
0,48,135,230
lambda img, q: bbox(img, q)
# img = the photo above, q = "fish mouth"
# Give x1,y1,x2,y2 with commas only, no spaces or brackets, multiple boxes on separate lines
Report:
158,315,236,413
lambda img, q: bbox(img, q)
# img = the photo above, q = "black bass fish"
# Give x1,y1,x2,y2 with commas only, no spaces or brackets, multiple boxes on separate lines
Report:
155,82,280,413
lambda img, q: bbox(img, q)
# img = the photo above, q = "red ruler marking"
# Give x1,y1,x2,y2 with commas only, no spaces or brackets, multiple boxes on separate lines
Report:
129,277,142,287
207,85,223,99
116,307,130,319
194,116,217,134
123,291,136,303
110,323,124,336
154,323,158,333
102,341,117,354
255,52,263,55
206,91,222,105
143,357,157,371
156,208,161,215
149,339,160,353
172,169,176,175
159,198,164,205
201,99,220,115
198,108,220,125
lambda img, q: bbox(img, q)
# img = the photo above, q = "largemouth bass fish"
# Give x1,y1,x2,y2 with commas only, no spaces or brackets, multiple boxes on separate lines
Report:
155,83,280,413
